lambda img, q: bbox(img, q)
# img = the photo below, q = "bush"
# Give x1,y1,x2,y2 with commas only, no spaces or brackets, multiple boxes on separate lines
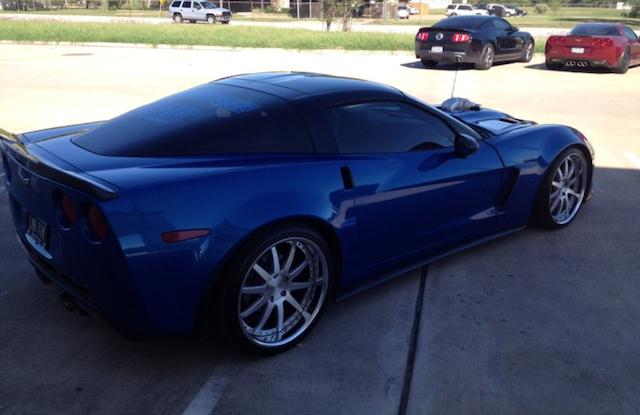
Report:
627,5,640,18
533,3,548,14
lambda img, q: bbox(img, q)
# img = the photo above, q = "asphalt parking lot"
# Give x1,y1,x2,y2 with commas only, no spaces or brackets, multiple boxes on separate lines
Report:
1,44,640,415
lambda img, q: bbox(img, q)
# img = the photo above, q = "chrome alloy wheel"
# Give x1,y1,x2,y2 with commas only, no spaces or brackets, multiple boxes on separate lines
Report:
484,46,494,67
237,237,329,348
549,151,588,225
524,42,533,61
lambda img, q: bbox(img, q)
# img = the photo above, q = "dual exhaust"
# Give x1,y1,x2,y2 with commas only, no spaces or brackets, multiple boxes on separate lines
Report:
565,60,588,67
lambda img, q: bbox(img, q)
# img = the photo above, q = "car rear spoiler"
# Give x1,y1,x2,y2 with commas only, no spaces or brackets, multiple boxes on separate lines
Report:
1,128,118,201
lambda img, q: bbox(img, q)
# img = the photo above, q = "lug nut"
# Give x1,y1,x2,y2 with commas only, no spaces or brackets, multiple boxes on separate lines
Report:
281,290,286,296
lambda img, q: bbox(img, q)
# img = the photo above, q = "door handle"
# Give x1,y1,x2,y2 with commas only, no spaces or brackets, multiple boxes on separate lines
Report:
340,166,354,190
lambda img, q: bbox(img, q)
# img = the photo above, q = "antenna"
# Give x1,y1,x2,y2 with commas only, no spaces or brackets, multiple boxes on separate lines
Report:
450,68,458,98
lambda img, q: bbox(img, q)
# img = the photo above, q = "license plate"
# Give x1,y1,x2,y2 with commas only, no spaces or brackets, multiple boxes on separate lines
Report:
431,46,443,53
571,47,584,54
27,214,49,249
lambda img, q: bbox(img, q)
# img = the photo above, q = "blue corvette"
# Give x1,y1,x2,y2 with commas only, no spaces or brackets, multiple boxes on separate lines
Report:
0,73,594,353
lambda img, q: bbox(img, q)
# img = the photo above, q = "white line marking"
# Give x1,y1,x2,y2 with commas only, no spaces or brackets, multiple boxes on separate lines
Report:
182,362,237,415
624,153,640,170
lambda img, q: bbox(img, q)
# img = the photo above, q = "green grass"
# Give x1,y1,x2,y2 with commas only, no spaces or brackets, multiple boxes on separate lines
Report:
0,20,548,53
0,20,414,50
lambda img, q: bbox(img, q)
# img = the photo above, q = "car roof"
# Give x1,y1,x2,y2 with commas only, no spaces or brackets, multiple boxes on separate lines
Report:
215,72,405,103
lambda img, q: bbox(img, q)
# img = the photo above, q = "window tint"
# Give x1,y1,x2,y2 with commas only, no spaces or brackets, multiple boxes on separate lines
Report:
492,18,511,30
182,1,191,7
447,5,455,9
326,101,455,154
73,84,314,157
624,27,638,41
460,5,472,10
434,16,486,29
171,1,180,6
569,24,620,36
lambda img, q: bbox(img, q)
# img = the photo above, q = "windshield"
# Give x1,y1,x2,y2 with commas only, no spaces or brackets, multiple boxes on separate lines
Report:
569,24,620,36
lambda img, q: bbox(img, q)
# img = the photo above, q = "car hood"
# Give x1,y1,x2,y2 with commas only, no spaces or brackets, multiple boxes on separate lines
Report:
443,107,535,136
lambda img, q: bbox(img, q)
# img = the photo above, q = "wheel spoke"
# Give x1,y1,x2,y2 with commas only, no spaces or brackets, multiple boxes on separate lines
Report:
285,294,310,322
240,295,267,319
283,242,296,273
566,188,581,199
271,246,280,273
289,280,313,291
254,302,274,332
275,302,284,340
552,181,562,189
241,285,266,295
550,194,561,212
252,264,272,282
290,260,309,279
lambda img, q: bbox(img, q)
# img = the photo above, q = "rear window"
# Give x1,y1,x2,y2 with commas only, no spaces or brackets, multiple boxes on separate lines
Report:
72,84,314,157
182,1,191,7
447,5,455,9
171,1,180,6
569,24,620,36
433,16,487,29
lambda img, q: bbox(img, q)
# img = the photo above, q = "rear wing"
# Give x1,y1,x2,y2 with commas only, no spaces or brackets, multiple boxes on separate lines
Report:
1,128,118,201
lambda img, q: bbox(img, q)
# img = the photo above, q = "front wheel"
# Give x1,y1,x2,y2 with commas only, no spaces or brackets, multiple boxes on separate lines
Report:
533,147,591,229
475,44,494,70
207,15,215,24
217,225,333,354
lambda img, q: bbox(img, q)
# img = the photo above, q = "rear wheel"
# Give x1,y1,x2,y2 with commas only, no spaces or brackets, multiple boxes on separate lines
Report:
421,58,437,68
173,13,183,23
207,15,215,24
533,147,591,229
614,49,630,74
519,40,534,62
216,225,333,354
475,44,494,70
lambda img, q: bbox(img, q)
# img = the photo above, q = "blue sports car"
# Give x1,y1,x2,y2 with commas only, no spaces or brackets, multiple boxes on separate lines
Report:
0,73,594,353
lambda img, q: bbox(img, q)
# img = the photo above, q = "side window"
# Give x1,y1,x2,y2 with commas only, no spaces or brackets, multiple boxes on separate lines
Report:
460,5,472,10
182,1,191,7
624,27,638,41
194,2,201,8
493,18,511,30
447,5,455,9
326,101,455,154
171,1,180,6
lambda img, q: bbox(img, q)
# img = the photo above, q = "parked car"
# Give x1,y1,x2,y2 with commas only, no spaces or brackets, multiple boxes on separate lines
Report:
445,4,489,16
168,0,231,24
505,4,527,16
408,4,419,14
488,3,517,16
397,4,410,18
545,23,640,73
1,73,594,354
415,15,534,69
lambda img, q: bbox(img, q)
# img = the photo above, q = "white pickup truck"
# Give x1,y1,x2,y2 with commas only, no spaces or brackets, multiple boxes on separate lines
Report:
445,4,489,16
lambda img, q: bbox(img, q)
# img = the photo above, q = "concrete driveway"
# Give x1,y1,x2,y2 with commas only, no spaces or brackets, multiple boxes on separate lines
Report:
0,44,639,415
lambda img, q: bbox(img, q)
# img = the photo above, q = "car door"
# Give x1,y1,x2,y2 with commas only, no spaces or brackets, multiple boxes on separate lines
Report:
325,100,505,265
180,0,195,20
192,1,205,20
623,26,640,63
491,17,521,59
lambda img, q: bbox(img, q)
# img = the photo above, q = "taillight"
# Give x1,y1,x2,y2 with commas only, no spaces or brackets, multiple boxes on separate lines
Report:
547,36,565,46
416,32,429,41
161,229,211,243
452,33,471,43
60,193,77,226
592,38,613,48
87,204,108,241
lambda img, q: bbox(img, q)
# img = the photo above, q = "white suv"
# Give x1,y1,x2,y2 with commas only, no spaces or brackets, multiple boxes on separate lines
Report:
445,4,489,16
169,0,232,24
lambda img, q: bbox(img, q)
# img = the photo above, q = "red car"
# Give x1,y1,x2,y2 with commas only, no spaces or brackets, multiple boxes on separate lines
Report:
545,23,640,73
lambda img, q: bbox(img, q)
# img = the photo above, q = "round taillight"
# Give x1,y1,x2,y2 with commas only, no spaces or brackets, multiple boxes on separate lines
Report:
87,204,108,241
61,193,77,226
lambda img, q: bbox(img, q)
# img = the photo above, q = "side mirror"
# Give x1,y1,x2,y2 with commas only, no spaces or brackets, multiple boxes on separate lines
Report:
510,26,519,32
455,134,479,157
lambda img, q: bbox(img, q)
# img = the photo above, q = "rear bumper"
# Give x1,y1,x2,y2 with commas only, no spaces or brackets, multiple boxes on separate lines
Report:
545,46,622,68
415,48,481,64
546,57,616,68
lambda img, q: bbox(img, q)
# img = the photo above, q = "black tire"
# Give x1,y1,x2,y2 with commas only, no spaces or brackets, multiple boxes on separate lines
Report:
188,19,196,23
221,20,230,24
545,60,562,70
614,49,630,74
215,224,334,354
207,15,215,24
450,12,457,16
532,147,591,229
421,58,437,68
173,13,183,23
475,44,494,70
519,40,534,63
